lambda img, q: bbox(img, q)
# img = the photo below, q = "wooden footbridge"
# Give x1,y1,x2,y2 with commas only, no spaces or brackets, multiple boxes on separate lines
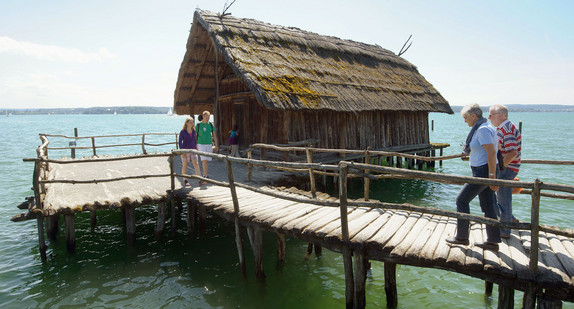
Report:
12,133,574,308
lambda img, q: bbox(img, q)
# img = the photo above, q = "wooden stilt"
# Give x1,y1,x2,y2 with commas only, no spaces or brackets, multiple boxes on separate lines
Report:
176,197,183,215
125,206,136,245
384,262,398,308
314,243,322,257
198,204,206,235
498,284,514,309
186,199,196,236
304,242,313,259
90,210,97,229
247,225,265,279
170,199,176,236
353,250,367,309
395,156,402,168
64,214,75,253
155,202,167,239
537,294,562,309
485,281,493,295
37,215,47,261
276,233,286,263
343,247,354,309
235,218,246,276
522,284,538,309
46,214,59,241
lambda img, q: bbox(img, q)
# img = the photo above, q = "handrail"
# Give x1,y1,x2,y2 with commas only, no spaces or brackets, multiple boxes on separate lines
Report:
38,133,178,157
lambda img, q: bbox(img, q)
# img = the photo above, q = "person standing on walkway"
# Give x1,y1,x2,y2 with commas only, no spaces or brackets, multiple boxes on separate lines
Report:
488,104,522,239
178,117,200,187
196,110,218,185
446,103,501,251
228,124,240,157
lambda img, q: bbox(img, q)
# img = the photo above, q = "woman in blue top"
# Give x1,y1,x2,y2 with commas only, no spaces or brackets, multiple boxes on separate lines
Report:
179,117,201,187
446,103,501,251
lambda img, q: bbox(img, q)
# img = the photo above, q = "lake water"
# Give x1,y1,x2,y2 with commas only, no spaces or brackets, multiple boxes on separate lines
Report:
0,113,573,308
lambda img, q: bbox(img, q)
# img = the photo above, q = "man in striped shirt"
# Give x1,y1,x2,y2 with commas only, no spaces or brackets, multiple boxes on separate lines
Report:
488,104,522,239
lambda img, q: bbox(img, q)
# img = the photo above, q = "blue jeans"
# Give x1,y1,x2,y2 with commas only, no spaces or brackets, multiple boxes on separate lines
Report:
455,164,501,243
495,168,518,236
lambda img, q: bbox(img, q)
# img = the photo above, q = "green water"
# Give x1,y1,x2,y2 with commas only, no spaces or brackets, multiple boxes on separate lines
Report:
0,113,573,308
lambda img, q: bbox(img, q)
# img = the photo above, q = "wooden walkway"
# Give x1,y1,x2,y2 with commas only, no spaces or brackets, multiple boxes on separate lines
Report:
185,184,574,303
14,151,574,307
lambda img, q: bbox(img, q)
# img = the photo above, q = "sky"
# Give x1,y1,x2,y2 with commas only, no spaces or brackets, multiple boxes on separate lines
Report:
1,0,573,109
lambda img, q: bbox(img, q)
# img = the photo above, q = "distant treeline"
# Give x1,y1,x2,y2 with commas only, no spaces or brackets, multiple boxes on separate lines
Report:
450,104,574,113
2,106,171,115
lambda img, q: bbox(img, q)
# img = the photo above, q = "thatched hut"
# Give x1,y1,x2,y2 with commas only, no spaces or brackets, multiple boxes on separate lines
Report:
174,10,452,151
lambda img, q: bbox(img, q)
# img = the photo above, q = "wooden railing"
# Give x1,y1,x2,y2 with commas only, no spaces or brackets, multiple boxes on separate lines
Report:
171,148,574,275
38,132,179,158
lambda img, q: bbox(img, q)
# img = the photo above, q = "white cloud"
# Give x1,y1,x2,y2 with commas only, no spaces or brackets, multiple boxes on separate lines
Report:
0,36,117,63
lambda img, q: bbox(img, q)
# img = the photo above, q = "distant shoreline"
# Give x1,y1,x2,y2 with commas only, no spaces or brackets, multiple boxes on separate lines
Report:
1,106,171,115
1,104,573,115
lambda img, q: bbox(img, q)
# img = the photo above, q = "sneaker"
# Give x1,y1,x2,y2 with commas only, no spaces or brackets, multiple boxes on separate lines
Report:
184,179,191,187
199,175,208,186
475,241,499,252
445,237,469,246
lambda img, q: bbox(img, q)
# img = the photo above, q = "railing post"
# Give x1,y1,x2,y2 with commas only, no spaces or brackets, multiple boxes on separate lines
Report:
225,158,246,276
169,154,175,191
364,147,370,201
141,134,147,154
248,149,253,182
91,137,96,156
306,148,316,198
529,178,541,272
338,162,354,308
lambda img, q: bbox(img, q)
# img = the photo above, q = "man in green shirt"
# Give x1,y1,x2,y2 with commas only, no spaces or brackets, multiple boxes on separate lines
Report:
196,111,218,184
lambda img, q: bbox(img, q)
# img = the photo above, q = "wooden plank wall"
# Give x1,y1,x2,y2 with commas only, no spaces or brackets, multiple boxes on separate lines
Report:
217,78,430,150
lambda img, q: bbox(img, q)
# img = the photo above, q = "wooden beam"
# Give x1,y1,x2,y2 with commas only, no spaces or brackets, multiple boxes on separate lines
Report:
125,206,136,245
64,214,76,253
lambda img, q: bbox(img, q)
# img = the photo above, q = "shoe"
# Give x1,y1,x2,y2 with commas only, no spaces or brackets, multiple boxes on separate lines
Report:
445,237,469,246
501,233,510,239
199,175,208,186
475,241,499,252
184,179,191,187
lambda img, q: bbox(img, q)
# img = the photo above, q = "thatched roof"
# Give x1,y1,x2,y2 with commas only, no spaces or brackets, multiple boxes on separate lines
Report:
174,10,452,115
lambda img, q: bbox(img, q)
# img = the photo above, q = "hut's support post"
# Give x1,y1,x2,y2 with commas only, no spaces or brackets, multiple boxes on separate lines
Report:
529,179,541,272
37,215,47,261
417,153,424,170
498,285,514,309
439,148,444,167
485,281,493,295
90,210,97,229
395,156,401,168
155,202,167,239
125,206,136,245
276,233,286,264
46,214,59,241
537,294,562,309
339,162,354,308
186,199,196,236
522,284,538,309
353,250,367,309
363,148,370,201
384,262,398,308
64,214,75,253
247,225,265,279
305,148,317,198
